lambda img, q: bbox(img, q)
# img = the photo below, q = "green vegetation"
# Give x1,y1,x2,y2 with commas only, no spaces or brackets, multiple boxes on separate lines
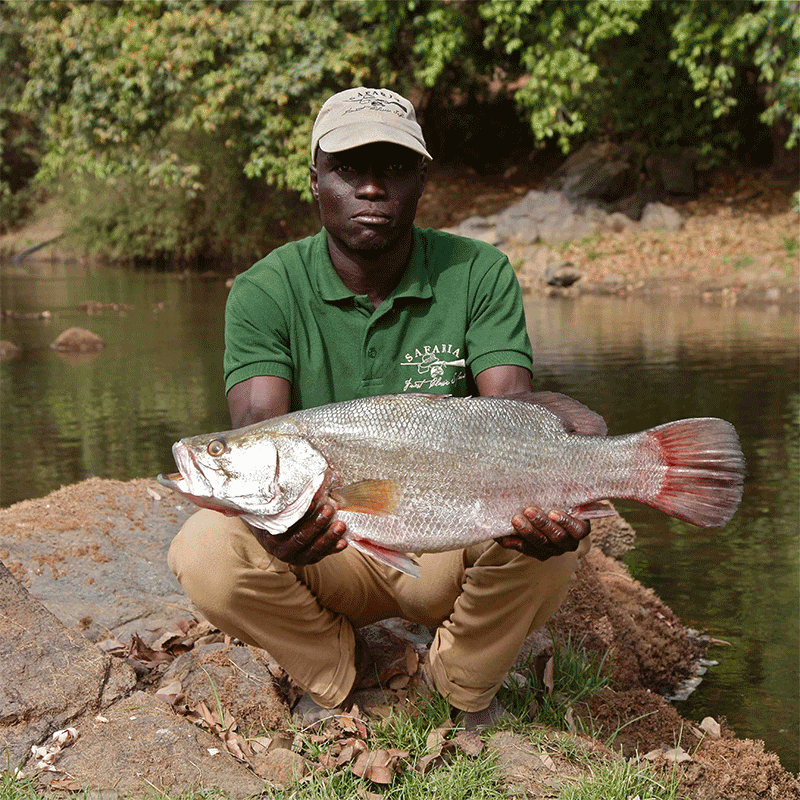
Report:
2,0,797,266
498,633,611,732
559,756,684,800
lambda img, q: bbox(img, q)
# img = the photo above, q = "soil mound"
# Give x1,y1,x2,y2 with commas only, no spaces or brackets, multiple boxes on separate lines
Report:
1,478,796,797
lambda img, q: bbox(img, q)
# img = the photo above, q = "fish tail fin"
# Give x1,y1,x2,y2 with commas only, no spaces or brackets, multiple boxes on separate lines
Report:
642,418,745,528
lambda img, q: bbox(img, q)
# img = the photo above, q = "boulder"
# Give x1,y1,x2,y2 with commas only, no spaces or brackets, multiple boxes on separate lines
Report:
640,202,684,232
50,327,106,352
0,561,135,771
0,340,20,359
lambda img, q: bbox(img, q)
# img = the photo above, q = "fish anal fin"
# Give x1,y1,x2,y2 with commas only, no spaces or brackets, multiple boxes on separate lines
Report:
503,391,608,436
331,479,401,515
347,537,420,578
569,500,617,520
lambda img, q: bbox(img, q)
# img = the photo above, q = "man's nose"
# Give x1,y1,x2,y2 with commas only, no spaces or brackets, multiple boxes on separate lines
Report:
355,168,388,198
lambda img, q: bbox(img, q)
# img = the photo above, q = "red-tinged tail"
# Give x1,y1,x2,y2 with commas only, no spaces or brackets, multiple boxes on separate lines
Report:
641,418,745,528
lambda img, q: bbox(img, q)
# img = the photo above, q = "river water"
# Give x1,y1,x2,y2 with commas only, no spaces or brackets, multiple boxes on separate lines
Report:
1,260,798,773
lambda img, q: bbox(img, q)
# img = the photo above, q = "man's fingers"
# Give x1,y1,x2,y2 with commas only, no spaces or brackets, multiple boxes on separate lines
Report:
546,509,590,539
303,519,347,564
511,508,549,547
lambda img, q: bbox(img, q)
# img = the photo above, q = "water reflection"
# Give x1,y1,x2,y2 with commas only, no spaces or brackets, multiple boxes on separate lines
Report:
1,264,798,773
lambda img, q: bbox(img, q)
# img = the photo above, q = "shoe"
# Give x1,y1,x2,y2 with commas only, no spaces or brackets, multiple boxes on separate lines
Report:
293,632,379,727
451,696,511,731
293,692,345,727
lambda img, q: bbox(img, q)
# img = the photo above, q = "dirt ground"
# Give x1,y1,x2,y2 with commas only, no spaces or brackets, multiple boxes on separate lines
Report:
1,477,798,799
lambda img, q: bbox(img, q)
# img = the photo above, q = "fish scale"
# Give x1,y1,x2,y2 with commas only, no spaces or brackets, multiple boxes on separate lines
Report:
158,392,745,578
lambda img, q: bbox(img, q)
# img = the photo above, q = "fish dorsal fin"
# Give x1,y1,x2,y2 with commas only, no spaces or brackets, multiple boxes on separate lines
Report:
330,479,402,515
503,391,608,436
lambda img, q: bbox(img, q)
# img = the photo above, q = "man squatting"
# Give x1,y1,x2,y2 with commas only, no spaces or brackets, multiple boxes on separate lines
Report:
168,88,591,730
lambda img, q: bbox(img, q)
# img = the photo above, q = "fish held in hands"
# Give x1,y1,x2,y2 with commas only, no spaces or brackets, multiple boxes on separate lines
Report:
157,392,745,578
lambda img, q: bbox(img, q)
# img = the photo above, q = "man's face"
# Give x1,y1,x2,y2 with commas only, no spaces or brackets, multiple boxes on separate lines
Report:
310,142,427,257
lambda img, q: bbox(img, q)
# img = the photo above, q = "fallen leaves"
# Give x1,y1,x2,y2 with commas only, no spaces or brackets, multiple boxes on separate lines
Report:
30,727,79,772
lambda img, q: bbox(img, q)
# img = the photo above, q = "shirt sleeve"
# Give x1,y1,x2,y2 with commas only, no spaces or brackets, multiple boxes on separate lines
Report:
223,274,294,393
465,255,533,379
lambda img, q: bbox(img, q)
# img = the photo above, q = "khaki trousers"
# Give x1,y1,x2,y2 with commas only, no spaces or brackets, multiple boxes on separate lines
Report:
168,509,589,712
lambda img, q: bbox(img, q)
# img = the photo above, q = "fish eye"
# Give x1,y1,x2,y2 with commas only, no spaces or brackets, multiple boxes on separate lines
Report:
207,439,227,457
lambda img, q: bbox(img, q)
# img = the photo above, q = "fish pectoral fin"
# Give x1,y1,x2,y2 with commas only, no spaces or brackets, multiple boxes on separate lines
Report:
569,500,617,519
330,480,401,515
347,537,420,578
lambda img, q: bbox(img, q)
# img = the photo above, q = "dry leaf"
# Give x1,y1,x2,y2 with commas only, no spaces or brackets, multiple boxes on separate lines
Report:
539,752,557,771
543,656,554,694
154,679,183,705
453,730,483,757
351,747,407,783
49,776,82,792
405,646,420,676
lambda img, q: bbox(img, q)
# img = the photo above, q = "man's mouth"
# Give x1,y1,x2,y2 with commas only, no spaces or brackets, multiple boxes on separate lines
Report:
351,211,391,225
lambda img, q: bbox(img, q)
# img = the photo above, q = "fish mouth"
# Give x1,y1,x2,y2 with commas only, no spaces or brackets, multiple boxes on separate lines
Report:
156,469,248,515
157,472,185,491
157,444,246,515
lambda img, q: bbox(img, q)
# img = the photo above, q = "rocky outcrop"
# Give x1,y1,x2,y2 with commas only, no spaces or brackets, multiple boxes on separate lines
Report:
442,141,691,289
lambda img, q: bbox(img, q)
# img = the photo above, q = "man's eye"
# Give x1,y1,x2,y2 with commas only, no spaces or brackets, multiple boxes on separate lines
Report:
386,163,411,174
336,163,356,173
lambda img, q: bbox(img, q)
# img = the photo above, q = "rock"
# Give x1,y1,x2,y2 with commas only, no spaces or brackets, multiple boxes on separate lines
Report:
544,261,583,288
0,340,20,358
50,327,106,352
158,642,290,730
0,477,194,641
46,692,267,799
495,190,602,247
590,511,636,559
549,141,646,203
646,149,697,196
605,211,639,233
640,202,684,231
0,561,135,771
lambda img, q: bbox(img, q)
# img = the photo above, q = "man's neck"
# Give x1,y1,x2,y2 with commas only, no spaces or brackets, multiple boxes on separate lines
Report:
325,228,414,309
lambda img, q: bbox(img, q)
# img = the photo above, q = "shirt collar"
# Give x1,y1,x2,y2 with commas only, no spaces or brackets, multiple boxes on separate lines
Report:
314,227,433,304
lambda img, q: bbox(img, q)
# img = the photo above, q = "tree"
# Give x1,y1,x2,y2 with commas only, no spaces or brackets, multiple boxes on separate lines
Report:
10,0,798,266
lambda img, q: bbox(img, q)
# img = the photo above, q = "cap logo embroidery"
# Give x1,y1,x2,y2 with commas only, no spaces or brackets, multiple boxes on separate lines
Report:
344,90,409,117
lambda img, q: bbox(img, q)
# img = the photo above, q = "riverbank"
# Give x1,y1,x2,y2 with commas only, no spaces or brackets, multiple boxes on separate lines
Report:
1,166,797,308
1,478,797,798
419,163,799,307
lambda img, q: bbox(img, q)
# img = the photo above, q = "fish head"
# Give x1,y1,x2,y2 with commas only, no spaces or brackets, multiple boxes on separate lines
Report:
157,423,330,533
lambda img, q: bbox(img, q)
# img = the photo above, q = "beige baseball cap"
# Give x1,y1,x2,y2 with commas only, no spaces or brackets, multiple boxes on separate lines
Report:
311,88,432,160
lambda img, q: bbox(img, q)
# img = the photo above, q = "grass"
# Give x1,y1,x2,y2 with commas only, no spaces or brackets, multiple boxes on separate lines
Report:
559,755,685,800
497,633,611,733
1,638,682,800
255,751,508,799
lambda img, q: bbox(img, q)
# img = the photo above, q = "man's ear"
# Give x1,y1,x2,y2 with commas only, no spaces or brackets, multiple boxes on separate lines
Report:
309,163,319,202
418,159,429,195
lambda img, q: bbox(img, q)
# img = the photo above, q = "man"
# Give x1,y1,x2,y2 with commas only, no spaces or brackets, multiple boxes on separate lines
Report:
168,88,590,729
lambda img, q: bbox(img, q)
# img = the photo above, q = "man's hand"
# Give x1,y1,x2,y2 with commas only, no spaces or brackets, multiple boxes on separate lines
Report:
496,507,589,561
250,503,348,566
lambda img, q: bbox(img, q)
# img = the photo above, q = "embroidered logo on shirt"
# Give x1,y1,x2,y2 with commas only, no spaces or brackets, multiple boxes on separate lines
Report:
401,344,466,392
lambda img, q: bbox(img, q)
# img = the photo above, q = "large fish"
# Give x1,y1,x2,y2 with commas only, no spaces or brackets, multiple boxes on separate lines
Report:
158,392,745,578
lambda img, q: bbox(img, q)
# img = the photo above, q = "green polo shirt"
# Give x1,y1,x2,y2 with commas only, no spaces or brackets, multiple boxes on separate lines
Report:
224,227,532,410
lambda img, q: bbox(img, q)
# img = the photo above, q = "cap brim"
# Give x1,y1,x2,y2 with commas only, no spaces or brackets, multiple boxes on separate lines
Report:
317,125,432,160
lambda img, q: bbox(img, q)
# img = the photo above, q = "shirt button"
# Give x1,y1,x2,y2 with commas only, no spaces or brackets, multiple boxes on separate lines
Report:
367,347,378,358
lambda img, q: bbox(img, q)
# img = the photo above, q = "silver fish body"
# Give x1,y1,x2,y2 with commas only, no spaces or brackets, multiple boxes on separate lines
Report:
158,392,745,577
